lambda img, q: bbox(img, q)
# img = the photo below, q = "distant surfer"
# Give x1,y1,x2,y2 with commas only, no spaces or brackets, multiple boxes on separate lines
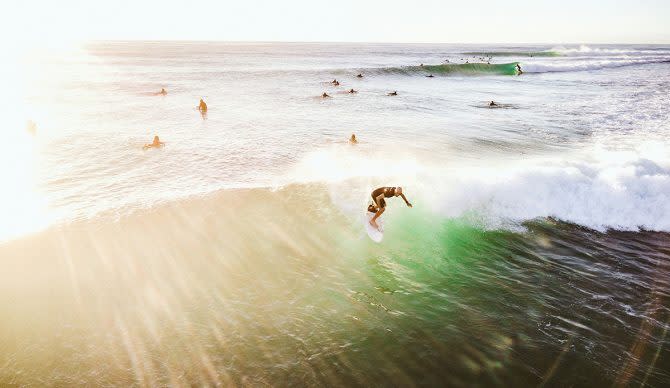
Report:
198,98,208,112
368,187,412,231
349,134,358,144
426,74,434,78
26,120,37,136
516,64,523,75
143,135,164,150
322,92,331,98
387,91,398,96
159,88,167,95
489,101,497,107
331,79,340,86
356,73,363,78
348,88,358,94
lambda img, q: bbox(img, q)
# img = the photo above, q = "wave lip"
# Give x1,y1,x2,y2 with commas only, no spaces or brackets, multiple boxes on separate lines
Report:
374,62,520,76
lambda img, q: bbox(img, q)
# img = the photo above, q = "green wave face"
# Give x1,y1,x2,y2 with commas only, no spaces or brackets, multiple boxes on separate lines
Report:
463,51,561,57
416,62,520,75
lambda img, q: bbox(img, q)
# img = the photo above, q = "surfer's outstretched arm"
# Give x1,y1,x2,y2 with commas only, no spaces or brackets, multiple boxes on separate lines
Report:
400,193,412,207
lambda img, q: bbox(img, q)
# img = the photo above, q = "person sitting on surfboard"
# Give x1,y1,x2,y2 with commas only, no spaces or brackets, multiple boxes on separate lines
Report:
348,88,358,94
349,133,358,144
159,88,167,95
198,98,208,112
369,187,412,230
143,135,164,150
489,101,497,107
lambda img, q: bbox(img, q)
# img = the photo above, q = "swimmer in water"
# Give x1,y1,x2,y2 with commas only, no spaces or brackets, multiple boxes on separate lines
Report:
322,92,331,98
348,88,358,94
356,73,363,78
489,101,497,107
349,134,358,144
387,91,398,96
143,135,165,150
426,74,434,78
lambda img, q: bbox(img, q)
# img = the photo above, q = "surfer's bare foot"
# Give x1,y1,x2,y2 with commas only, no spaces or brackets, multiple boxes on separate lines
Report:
369,219,380,231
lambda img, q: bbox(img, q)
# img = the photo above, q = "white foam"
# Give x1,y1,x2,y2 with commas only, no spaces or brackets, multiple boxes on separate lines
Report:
430,157,670,232
550,45,670,56
292,144,670,232
522,57,670,73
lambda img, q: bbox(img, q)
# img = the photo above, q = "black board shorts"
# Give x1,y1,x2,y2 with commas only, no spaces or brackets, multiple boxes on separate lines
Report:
371,196,386,209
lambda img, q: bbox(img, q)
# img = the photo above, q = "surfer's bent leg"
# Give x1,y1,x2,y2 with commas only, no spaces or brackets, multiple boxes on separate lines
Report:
370,207,384,229
370,198,385,229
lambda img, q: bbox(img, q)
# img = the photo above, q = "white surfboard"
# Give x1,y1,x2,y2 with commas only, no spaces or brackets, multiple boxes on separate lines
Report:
365,212,384,242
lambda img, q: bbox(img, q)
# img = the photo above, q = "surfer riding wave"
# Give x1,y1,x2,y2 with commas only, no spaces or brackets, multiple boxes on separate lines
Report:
368,186,412,230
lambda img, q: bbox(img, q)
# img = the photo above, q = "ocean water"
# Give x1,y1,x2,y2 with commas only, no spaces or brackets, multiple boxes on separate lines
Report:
1,42,669,386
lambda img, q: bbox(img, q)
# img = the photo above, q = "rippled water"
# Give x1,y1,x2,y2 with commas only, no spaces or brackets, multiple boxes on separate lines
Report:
1,43,669,386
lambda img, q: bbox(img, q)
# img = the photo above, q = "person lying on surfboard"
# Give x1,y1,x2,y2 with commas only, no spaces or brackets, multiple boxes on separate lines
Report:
143,135,164,150
369,186,412,230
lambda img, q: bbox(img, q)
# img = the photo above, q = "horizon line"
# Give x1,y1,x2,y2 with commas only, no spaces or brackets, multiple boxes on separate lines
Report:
83,39,670,45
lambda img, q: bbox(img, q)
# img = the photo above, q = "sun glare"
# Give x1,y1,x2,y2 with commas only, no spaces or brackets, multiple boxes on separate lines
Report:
0,42,66,241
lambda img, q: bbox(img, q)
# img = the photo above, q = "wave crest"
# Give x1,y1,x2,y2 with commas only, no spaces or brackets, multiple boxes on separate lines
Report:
291,145,670,233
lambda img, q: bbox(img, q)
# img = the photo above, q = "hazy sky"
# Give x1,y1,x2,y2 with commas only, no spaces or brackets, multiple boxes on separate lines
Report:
5,0,670,45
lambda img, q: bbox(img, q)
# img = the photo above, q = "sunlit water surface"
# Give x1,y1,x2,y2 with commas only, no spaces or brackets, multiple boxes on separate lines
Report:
1,42,669,386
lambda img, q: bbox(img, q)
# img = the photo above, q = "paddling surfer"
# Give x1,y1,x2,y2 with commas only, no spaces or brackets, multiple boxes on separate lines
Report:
143,135,164,150
368,187,412,230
